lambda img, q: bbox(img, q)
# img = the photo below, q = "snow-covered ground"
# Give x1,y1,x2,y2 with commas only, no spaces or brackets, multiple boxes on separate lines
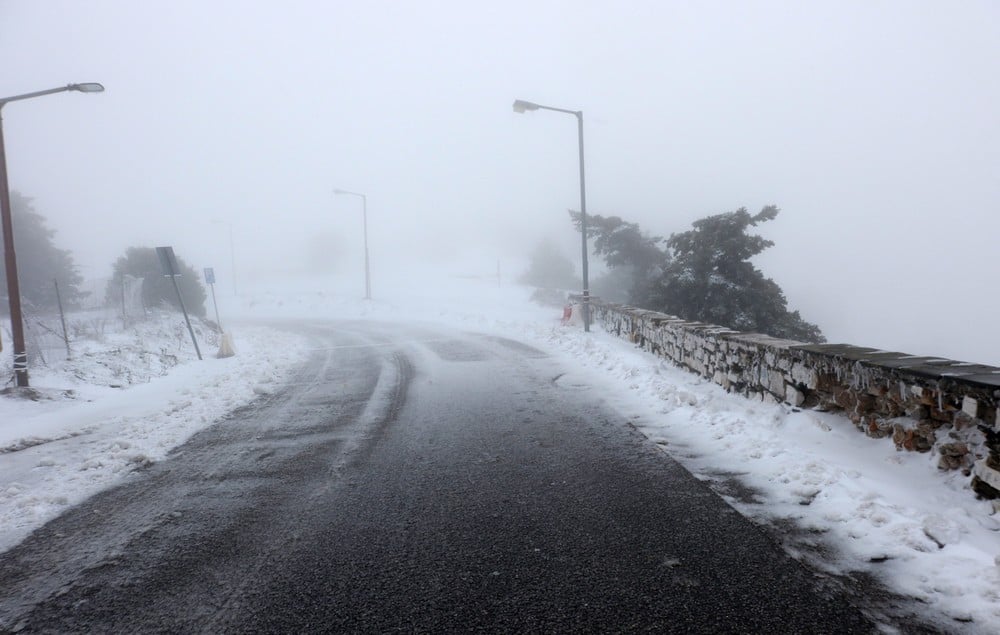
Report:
2,269,999,631
0,309,311,553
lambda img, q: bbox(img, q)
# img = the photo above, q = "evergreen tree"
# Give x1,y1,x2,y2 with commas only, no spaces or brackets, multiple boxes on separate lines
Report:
0,191,84,313
570,211,668,304
577,206,825,343
589,265,634,304
109,247,208,317
519,239,579,290
658,206,824,342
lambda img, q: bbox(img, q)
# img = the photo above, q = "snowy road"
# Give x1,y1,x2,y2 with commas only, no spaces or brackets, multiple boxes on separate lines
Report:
0,321,884,632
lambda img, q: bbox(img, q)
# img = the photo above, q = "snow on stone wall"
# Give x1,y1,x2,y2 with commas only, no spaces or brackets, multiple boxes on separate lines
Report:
592,302,1000,500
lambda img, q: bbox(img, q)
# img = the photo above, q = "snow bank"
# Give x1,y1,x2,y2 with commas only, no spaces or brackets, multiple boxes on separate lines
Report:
0,310,309,552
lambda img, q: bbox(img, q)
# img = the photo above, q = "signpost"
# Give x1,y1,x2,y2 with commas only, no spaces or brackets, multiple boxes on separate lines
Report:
204,267,222,330
156,246,202,360
203,266,235,359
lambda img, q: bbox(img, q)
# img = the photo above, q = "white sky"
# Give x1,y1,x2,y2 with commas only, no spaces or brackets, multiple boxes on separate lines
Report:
2,0,999,363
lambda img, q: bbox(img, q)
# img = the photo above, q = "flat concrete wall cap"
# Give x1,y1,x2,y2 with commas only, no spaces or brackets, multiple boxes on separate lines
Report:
956,373,1000,388
790,344,884,359
677,322,736,335
728,333,803,349
632,310,676,320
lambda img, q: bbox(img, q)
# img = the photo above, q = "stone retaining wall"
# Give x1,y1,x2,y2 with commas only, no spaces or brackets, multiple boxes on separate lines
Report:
591,302,1000,499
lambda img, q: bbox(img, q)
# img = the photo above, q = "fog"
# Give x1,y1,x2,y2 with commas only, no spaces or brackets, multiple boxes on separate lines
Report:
3,1,998,363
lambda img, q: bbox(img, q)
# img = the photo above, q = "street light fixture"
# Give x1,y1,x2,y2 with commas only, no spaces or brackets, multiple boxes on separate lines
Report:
0,83,105,387
512,100,539,114
333,188,371,300
512,98,591,332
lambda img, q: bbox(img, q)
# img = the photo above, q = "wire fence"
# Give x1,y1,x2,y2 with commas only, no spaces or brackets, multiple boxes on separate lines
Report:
4,276,150,368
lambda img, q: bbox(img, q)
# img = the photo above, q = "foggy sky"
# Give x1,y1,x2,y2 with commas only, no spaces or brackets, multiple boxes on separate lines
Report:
2,1,998,364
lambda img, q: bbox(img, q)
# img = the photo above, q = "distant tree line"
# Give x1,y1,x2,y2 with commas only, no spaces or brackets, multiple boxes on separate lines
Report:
1,190,206,318
108,247,207,318
518,239,579,290
0,192,86,312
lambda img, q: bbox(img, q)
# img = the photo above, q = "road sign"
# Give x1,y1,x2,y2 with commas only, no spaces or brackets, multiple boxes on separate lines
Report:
154,246,202,361
156,246,181,277
204,267,216,284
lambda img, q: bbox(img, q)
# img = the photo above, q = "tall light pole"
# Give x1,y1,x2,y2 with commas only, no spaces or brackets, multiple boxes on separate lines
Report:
333,188,371,300
0,83,104,387
211,218,238,295
512,98,591,332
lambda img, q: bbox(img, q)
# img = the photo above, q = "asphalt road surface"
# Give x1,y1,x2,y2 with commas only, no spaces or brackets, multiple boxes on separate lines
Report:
0,321,893,633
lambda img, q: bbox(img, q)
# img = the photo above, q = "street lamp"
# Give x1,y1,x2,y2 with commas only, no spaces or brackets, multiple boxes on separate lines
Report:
512,98,591,332
211,218,238,296
0,83,105,387
333,188,371,300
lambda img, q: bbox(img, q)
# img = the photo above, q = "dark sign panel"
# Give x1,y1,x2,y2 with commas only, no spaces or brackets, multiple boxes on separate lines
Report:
156,246,180,277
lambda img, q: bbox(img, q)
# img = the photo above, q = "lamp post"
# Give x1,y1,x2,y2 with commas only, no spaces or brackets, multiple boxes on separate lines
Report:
211,218,238,295
333,188,371,300
512,98,591,332
0,83,104,387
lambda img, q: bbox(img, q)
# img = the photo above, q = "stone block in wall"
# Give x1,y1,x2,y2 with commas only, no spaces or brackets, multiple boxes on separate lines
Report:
929,407,954,423
713,370,728,390
938,442,972,471
911,385,937,406
833,388,857,411
684,356,707,377
883,397,906,419
862,414,893,439
814,371,842,393
962,396,986,420
785,384,805,407
952,411,977,431
905,403,930,420
790,362,819,390
972,459,1000,498
732,350,750,368
856,394,876,415
892,420,937,452
767,369,786,396
866,384,889,397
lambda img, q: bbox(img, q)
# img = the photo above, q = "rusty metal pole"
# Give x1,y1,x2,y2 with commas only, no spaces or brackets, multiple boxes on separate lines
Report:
169,273,202,361
0,83,104,386
0,106,29,386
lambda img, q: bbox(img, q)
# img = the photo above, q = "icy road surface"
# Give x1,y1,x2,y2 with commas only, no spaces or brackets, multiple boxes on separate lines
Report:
0,321,882,632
